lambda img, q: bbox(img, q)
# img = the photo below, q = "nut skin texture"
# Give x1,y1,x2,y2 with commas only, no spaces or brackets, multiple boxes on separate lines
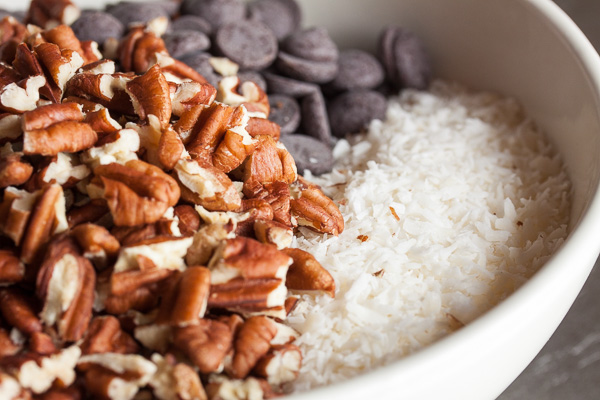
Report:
93,160,180,227
173,318,233,374
230,316,277,379
0,153,33,189
23,121,97,156
80,316,139,355
126,64,172,129
290,177,344,236
0,248,25,284
156,266,211,327
0,287,42,335
283,248,335,297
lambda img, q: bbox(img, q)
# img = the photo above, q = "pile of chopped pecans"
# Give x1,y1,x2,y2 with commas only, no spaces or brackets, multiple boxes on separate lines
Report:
0,0,344,399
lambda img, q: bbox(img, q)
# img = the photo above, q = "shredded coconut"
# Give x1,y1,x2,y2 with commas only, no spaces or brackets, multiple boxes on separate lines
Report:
286,81,571,391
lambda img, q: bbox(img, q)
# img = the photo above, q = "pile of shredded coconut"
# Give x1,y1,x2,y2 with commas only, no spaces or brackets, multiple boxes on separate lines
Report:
286,81,571,391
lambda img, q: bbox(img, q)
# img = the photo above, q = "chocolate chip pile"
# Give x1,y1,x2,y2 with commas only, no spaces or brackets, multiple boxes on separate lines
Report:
0,0,430,399
39,0,430,176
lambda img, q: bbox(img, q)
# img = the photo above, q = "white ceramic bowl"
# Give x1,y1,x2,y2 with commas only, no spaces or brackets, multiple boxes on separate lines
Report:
4,0,600,398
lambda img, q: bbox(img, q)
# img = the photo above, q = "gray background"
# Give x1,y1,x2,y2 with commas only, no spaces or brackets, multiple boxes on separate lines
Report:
499,2,600,398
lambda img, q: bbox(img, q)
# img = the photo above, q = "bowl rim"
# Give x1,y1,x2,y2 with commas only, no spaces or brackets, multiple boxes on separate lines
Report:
285,0,600,398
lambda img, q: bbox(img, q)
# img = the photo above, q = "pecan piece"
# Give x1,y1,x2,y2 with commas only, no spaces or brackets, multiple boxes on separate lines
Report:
80,128,140,170
34,42,84,98
171,81,216,117
80,316,139,355
90,160,180,226
26,0,81,29
29,331,57,355
70,223,120,267
242,135,297,197
0,249,25,284
84,108,122,134
125,64,172,129
253,344,302,386
174,156,241,212
217,76,269,116
0,113,22,144
254,219,293,250
205,375,273,400
36,236,96,341
0,150,33,189
0,288,42,335
208,237,291,284
208,278,287,315
42,24,98,65
283,248,335,297
119,26,167,74
0,74,46,114
173,204,200,236
151,52,208,84
290,177,344,235
150,354,207,400
24,152,90,191
21,102,83,131
113,236,193,273
172,319,233,374
0,327,21,357
156,266,211,327
23,120,97,156
246,117,281,141
229,316,277,379
185,223,235,267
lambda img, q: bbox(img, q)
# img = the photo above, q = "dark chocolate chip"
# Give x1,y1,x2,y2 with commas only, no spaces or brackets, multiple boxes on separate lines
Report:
301,90,332,144
280,134,334,175
238,71,267,92
106,2,169,27
163,30,211,59
328,90,387,137
281,27,339,62
263,72,319,97
247,0,301,41
275,51,338,84
268,94,300,135
71,11,125,44
215,20,278,70
326,49,385,92
379,26,431,90
178,51,221,87
170,15,212,34
180,0,246,31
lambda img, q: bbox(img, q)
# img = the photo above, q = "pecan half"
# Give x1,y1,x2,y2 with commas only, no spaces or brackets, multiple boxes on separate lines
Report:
208,278,287,315
36,236,96,341
290,177,344,235
89,160,180,226
156,266,210,327
229,316,277,379
283,248,335,297
0,150,33,189
70,223,120,267
21,102,83,131
80,316,139,355
125,64,172,129
34,42,84,98
208,237,291,284
172,318,233,374
23,120,97,156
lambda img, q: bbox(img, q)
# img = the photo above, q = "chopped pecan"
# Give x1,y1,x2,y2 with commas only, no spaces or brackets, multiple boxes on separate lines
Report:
80,316,139,355
70,223,120,267
29,331,57,355
0,113,22,144
185,223,234,267
0,74,46,114
66,199,109,228
253,220,293,250
125,64,172,129
80,128,140,170
0,327,21,357
24,152,90,191
0,150,33,189
6,345,81,394
42,24,97,65
156,266,210,327
65,72,134,115
19,184,68,264
78,353,157,400
290,176,344,235
36,236,96,341
246,117,281,141
150,353,207,400
26,0,81,29
12,43,58,103
118,26,167,74
128,114,183,170
217,76,269,116
235,198,273,237
172,318,233,374
208,278,287,315
253,344,302,386
151,52,208,84
283,248,335,297
174,156,241,212
229,316,277,379
242,135,297,197
0,248,25,284
112,236,193,273
205,375,273,400
171,81,216,117
34,42,84,98
208,237,291,284
89,160,180,226
173,204,200,236
0,186,38,246
104,284,159,315
22,120,97,156
21,102,83,131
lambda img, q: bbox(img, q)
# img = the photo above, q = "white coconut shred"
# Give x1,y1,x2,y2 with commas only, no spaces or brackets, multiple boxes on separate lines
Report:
286,81,571,391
